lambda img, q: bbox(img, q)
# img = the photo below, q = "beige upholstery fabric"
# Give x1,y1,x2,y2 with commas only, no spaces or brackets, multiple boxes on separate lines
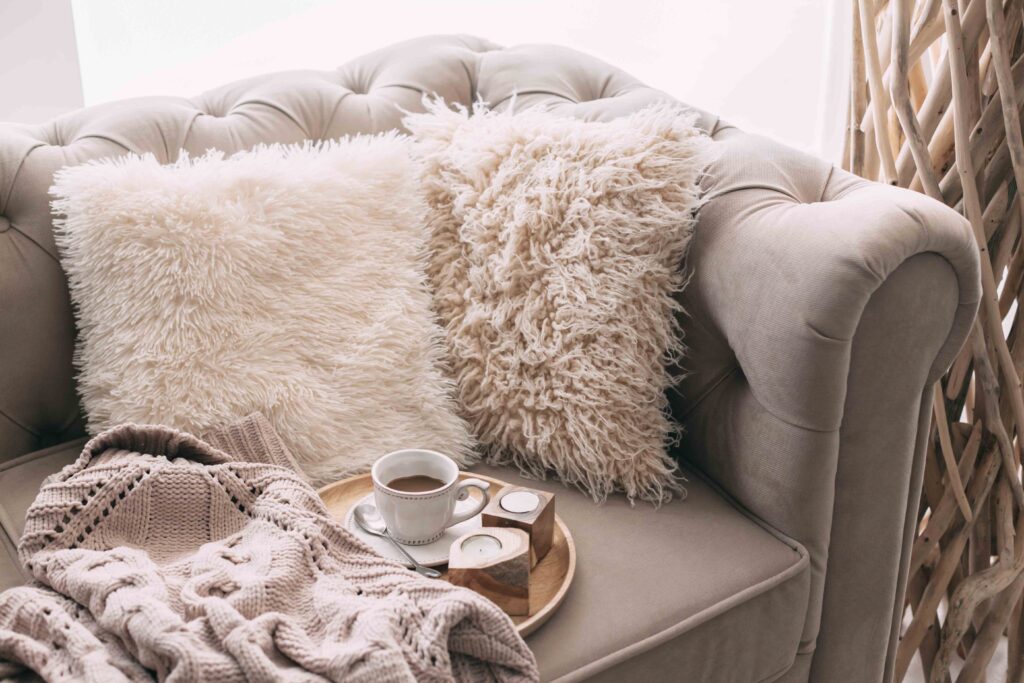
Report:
672,125,978,680
0,35,980,681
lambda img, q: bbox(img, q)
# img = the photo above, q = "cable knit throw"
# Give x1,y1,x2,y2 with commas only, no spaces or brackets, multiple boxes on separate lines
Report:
0,415,538,682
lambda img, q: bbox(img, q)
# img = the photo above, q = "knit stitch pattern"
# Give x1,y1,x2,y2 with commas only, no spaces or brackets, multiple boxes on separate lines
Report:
0,415,537,682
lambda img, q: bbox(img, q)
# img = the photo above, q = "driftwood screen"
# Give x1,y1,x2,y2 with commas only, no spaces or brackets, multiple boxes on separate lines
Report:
847,0,1024,680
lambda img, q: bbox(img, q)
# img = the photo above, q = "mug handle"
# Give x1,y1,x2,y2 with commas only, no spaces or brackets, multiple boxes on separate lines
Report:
448,478,491,526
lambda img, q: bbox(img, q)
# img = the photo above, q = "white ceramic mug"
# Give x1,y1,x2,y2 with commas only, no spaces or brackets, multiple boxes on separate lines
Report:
371,449,491,545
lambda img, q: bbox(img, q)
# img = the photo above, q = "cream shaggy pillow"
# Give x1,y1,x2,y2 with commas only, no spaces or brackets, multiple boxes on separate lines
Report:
406,101,708,504
51,135,474,485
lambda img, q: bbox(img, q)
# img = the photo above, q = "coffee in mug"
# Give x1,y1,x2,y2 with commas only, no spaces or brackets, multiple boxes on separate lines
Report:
372,449,491,545
387,475,446,493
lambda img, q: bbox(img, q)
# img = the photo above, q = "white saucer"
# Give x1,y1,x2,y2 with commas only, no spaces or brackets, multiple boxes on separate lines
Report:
343,492,482,567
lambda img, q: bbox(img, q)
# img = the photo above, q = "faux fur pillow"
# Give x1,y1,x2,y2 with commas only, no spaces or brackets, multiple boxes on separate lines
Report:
406,101,708,504
51,136,474,485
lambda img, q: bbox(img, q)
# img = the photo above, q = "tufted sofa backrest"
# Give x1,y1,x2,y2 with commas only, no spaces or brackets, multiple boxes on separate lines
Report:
0,34,720,462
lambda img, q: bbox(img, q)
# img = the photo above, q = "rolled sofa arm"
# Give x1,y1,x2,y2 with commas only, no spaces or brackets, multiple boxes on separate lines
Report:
672,124,980,681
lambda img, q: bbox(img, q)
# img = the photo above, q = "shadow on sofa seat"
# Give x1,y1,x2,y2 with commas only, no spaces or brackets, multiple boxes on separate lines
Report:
0,442,809,682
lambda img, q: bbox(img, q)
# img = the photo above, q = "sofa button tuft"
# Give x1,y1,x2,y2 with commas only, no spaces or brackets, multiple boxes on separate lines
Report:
0,216,9,233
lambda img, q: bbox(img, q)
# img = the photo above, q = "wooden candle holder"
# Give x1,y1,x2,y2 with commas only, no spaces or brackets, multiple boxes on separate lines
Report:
448,528,530,616
481,486,555,566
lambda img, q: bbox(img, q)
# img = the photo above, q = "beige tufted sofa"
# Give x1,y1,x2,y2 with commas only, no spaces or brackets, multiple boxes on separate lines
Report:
0,35,981,682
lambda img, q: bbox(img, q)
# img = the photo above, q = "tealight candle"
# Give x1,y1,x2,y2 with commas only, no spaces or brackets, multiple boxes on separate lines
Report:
449,527,530,616
482,486,556,566
500,490,540,514
460,533,503,560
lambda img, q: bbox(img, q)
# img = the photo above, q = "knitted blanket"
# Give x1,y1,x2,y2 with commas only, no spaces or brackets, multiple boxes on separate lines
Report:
0,415,538,682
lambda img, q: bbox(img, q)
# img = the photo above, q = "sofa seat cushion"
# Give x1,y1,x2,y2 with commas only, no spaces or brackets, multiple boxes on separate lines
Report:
0,441,810,681
470,463,810,682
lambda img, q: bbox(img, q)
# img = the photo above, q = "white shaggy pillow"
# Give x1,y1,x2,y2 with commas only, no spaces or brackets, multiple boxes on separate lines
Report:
406,101,708,504
51,135,474,485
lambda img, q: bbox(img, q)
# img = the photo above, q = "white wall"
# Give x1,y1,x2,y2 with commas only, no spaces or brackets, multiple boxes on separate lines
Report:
68,0,847,159
0,0,83,123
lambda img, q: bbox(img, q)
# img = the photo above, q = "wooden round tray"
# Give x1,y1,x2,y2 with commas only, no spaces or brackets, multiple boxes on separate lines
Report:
319,471,576,637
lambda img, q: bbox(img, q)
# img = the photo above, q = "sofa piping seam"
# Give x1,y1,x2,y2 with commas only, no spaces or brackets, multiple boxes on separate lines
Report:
0,437,88,474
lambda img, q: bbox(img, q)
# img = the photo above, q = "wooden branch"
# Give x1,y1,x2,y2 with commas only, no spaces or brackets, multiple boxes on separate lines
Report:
933,384,975,520
866,0,987,141
957,571,1024,682
894,0,945,197
947,344,973,401
910,421,983,578
862,0,900,182
895,446,1002,680
1009,593,1024,683
898,50,952,184
851,0,869,175
982,181,1011,241
908,565,947,682
945,0,1024,508
932,478,1024,681
969,326,1024,508
938,49,1024,207
985,0,1024,188
986,0,1024,326
851,1,1024,678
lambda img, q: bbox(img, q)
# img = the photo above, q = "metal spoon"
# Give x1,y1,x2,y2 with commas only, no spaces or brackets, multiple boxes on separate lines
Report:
353,504,442,578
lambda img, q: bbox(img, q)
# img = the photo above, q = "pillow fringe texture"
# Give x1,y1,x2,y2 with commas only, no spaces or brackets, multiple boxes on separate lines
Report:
51,135,475,486
407,99,710,504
